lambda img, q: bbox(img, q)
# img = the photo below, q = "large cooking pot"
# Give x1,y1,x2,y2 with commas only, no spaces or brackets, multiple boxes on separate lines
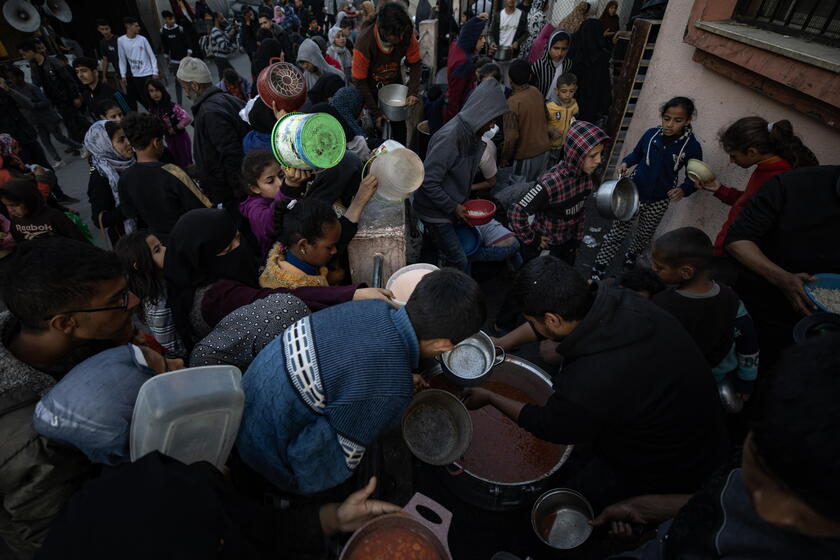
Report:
595,177,639,221
493,46,514,61
379,83,410,122
428,356,573,511
340,493,453,560
256,58,307,113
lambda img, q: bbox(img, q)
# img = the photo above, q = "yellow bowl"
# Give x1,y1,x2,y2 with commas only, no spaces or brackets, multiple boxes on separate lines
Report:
686,159,715,183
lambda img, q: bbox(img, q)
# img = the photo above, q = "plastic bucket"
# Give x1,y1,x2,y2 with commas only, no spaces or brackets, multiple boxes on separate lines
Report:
271,112,346,171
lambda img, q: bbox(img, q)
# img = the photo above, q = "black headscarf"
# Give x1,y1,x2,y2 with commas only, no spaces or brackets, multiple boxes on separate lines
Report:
248,97,278,134
251,38,286,79
164,209,260,348
568,18,612,123
307,73,345,104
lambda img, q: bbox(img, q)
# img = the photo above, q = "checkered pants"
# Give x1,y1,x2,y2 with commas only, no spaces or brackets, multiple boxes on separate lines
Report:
594,199,671,267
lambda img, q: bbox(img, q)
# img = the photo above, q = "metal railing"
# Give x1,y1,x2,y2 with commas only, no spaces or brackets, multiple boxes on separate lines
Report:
733,0,840,46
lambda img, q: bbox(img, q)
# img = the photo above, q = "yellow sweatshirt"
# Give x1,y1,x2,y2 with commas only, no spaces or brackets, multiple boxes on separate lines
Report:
259,244,330,289
546,100,579,149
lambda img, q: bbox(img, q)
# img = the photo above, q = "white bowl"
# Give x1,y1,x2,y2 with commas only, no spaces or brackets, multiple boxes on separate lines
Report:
385,263,439,306
686,159,715,183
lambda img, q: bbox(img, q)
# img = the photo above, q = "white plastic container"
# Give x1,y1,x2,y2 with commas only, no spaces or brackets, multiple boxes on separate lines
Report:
130,365,244,470
386,263,439,306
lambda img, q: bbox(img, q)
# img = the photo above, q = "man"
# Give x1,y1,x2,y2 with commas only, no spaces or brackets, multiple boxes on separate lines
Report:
119,112,209,240
177,57,248,206
258,13,295,62
160,10,192,105
468,257,729,510
412,79,508,272
598,333,840,559
239,7,259,61
725,165,840,366
351,2,421,144
0,238,141,558
72,57,130,122
96,19,125,98
489,0,528,82
118,17,159,110
17,40,89,147
205,12,238,78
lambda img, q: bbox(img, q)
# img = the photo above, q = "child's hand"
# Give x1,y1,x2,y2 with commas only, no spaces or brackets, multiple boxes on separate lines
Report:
357,174,378,202
698,179,720,192
271,100,287,122
453,204,471,225
412,374,429,392
283,167,311,187
666,188,684,201
353,287,398,307
539,236,550,250
617,162,629,177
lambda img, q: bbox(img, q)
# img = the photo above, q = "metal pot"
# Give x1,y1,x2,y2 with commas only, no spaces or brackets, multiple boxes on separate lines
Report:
493,46,514,61
793,312,840,344
531,488,594,550
256,58,307,113
402,389,473,465
430,356,574,511
438,331,505,387
718,376,744,414
595,177,639,221
340,493,452,560
378,83,410,122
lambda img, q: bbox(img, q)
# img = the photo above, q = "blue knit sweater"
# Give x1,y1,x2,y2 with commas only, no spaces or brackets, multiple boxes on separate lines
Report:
236,300,419,494
623,126,703,202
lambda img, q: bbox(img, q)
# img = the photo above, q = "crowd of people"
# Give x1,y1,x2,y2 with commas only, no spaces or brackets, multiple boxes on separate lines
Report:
0,0,839,558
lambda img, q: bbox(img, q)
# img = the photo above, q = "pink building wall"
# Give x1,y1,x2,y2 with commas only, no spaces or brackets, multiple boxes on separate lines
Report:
618,0,840,243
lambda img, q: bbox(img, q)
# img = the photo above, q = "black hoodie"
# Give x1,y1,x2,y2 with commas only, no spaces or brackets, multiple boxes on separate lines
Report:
518,285,728,501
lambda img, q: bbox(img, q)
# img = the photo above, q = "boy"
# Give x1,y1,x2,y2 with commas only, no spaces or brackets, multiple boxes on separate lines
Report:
508,119,609,265
651,227,759,399
237,269,487,494
545,72,578,167
501,59,550,182
94,99,124,122
217,68,250,101
413,79,509,272
73,57,130,122
118,17,159,110
118,113,210,240
160,10,192,105
96,19,123,92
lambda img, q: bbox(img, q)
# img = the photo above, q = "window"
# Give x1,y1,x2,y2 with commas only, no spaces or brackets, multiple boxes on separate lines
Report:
733,0,840,46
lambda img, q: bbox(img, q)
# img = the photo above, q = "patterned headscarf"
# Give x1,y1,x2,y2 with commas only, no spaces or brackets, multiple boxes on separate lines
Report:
84,121,135,205
0,134,25,171
330,87,365,139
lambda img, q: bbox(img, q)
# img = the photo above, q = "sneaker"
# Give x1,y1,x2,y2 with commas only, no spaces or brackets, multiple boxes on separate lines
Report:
623,252,638,270
51,160,65,169
591,264,607,281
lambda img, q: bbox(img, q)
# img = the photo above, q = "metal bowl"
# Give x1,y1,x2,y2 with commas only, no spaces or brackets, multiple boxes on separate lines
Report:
402,389,473,465
595,177,639,221
379,83,410,122
531,488,594,550
439,331,505,387
493,46,514,61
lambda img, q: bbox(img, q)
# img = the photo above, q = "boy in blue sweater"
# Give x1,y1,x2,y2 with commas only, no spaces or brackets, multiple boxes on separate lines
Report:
592,97,702,279
237,269,487,494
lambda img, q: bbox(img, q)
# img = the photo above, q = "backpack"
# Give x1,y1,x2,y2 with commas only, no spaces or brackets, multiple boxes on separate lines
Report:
198,33,215,58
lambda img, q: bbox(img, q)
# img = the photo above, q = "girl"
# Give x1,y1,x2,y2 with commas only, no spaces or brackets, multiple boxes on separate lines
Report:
145,79,193,169
567,18,611,124
260,173,378,289
330,87,370,160
531,29,571,99
239,150,311,259
296,38,346,90
0,178,88,244
599,1,620,41
85,120,135,245
443,15,486,123
327,27,353,82
699,117,818,256
591,97,702,280
116,230,186,358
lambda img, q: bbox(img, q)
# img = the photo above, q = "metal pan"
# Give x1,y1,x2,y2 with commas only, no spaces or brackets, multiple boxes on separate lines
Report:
595,177,639,221
402,389,472,466
493,46,514,61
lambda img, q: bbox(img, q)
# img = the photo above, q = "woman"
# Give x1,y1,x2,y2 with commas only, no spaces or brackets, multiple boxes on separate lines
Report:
531,29,571,99
599,1,620,40
164,208,391,349
250,37,285,96
296,38,346,90
557,1,590,33
520,0,550,59
568,18,611,124
84,120,136,245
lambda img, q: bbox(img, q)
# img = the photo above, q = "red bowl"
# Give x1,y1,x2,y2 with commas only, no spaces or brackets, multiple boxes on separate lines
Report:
463,199,496,226
256,59,307,113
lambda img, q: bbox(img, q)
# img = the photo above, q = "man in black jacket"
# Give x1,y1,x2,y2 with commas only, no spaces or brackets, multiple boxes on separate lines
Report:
176,57,248,206
160,10,192,105
0,74,56,169
72,57,130,122
465,256,729,510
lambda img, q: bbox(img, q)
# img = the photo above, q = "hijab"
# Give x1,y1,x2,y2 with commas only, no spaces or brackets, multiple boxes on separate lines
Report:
569,17,609,68
164,209,260,348
557,1,590,33
308,73,345,104
330,86,366,139
599,1,620,33
252,38,285,78
297,38,346,89
547,30,572,101
273,5,284,24
83,121,136,232
523,0,548,56
568,18,611,122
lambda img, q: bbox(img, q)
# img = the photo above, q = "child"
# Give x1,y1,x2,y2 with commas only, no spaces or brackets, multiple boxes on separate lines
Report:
118,113,209,241
116,230,186,357
145,78,193,168
306,17,324,38
651,227,759,400
327,26,353,82
697,117,818,256
530,29,571,99
0,178,88,243
591,96,702,280
508,119,609,265
501,59,551,181
443,15,487,123
237,268,487,494
260,174,377,289
94,98,125,123
297,38,346,89
239,150,311,259
217,67,251,101
545,72,578,167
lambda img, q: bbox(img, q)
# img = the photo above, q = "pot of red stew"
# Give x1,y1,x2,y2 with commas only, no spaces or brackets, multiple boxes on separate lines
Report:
340,493,452,560
428,355,573,511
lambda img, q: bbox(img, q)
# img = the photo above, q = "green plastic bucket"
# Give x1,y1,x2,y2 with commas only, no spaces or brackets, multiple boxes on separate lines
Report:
271,112,346,170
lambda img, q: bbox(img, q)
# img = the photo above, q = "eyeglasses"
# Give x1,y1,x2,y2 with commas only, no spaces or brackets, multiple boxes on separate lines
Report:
43,289,130,320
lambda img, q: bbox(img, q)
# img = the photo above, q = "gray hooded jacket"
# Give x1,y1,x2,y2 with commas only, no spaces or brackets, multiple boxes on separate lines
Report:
297,39,346,90
412,80,508,223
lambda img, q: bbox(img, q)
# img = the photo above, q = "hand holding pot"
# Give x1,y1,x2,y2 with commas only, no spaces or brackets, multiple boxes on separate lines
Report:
666,188,684,202
353,287,397,307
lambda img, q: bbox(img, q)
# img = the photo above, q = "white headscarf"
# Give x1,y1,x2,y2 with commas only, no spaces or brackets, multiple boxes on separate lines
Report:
84,120,136,233
297,38,346,89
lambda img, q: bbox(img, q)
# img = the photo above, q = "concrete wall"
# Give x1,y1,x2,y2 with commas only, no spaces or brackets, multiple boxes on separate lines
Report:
618,0,840,242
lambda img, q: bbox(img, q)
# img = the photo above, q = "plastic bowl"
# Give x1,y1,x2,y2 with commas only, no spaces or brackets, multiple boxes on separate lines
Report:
804,273,840,313
454,224,481,257
686,159,715,183
386,263,440,306
463,200,496,226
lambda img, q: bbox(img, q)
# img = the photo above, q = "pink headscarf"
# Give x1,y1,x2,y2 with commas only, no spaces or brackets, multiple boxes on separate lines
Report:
527,23,555,63
273,5,285,24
